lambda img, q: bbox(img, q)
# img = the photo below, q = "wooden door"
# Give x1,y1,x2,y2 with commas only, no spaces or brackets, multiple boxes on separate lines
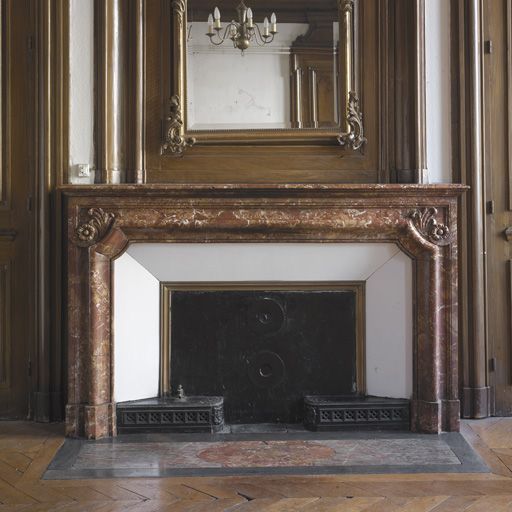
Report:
483,0,512,415
0,0,36,418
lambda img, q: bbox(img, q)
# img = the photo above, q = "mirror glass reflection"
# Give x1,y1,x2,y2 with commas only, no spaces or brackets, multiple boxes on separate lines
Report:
186,0,340,131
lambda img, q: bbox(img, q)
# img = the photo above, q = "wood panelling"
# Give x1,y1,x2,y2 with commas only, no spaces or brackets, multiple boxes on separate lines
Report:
0,0,36,419
0,0,5,208
135,0,426,183
483,0,512,415
508,0,512,211
0,260,10,389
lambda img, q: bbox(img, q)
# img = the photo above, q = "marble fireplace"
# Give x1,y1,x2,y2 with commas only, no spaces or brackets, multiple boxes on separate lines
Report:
63,184,465,439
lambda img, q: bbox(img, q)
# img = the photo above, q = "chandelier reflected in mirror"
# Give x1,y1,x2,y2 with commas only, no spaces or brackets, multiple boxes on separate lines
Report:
206,1,278,53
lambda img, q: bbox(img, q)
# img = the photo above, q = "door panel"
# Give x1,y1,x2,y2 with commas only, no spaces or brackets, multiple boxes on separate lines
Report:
484,0,512,415
0,0,35,418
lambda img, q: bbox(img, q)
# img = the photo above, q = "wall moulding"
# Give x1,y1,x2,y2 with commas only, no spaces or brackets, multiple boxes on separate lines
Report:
61,183,466,439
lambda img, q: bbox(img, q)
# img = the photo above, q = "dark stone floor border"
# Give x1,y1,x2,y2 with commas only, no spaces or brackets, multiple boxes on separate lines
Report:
43,431,488,480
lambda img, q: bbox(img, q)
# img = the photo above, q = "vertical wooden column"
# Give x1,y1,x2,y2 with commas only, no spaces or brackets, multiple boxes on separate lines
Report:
390,0,427,184
464,0,489,417
96,0,125,184
132,0,145,184
96,0,145,184
413,0,427,183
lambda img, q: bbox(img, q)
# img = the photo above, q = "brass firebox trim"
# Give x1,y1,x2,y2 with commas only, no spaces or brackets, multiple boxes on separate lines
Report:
159,281,366,398
161,0,365,153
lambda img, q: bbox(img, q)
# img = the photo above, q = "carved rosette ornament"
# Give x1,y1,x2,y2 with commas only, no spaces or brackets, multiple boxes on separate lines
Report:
338,92,367,151
74,208,115,247
162,95,196,156
409,207,451,246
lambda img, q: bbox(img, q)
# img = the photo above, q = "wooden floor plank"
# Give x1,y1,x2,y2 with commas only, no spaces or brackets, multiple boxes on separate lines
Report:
261,497,320,511
360,497,414,512
229,498,281,511
177,482,245,500
0,480,37,506
429,495,480,512
300,496,384,511
13,482,76,504
83,482,146,502
16,438,63,483
50,485,114,503
393,496,449,512
464,495,512,512
0,454,32,474
468,419,512,450
90,501,148,512
460,422,512,478
189,497,250,511
0,462,23,487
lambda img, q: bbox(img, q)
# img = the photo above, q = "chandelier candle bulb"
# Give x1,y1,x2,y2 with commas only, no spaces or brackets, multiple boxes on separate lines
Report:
263,16,270,37
247,7,254,28
207,14,214,35
270,12,277,34
214,7,221,29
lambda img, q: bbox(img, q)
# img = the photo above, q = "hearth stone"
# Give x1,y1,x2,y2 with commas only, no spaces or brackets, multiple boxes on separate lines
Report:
304,396,410,431
116,397,224,434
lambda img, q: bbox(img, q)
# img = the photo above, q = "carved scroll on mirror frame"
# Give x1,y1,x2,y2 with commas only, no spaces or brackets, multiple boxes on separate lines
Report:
161,0,366,155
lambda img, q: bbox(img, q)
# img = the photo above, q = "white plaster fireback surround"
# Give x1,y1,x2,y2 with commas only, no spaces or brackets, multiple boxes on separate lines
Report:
113,243,413,404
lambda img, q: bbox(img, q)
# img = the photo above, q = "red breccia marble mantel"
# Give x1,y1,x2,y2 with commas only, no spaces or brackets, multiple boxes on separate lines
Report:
61,184,467,439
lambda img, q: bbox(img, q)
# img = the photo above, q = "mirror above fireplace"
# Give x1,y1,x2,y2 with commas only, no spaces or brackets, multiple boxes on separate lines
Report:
186,0,341,131
162,0,366,156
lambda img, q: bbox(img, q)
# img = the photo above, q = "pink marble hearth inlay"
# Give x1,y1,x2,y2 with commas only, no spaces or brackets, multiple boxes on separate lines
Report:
61,184,467,439
198,440,335,467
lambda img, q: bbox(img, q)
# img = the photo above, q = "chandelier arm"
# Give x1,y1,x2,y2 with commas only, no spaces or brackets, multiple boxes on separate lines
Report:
207,34,225,45
208,22,238,45
252,22,264,45
252,22,274,46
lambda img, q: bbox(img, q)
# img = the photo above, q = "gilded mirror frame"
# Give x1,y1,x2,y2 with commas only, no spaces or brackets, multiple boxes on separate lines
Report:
162,0,366,156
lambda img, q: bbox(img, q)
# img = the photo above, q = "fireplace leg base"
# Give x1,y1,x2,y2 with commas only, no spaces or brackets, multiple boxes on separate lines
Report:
66,403,116,439
410,399,460,434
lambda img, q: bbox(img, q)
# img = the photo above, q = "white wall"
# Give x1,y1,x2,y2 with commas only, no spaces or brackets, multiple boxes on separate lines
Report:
113,253,160,403
69,0,95,184
117,243,413,401
425,0,452,183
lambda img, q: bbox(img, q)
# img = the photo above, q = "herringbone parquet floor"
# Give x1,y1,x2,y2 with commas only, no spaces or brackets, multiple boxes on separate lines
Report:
1,419,512,511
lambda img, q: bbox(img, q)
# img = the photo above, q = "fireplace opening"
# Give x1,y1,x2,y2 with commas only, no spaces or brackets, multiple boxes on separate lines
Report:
114,244,415,435
165,284,365,424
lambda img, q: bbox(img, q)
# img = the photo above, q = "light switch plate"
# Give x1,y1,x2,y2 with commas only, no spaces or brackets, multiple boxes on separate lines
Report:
77,164,90,177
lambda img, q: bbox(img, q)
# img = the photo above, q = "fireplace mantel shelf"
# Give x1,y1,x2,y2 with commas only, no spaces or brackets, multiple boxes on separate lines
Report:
62,184,466,439
60,183,467,196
